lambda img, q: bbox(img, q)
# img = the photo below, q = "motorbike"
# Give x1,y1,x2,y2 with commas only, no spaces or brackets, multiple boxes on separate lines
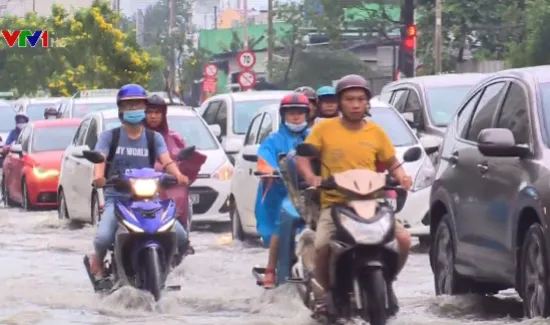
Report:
288,143,421,324
80,146,196,301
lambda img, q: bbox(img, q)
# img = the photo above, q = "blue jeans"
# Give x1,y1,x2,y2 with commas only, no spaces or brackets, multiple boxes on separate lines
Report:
94,198,189,261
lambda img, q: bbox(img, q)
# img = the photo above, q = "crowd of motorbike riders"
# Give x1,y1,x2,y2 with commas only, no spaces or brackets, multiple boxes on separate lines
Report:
2,74,413,319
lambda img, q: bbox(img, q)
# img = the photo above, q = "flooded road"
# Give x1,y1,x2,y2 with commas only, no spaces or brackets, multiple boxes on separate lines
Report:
0,207,544,325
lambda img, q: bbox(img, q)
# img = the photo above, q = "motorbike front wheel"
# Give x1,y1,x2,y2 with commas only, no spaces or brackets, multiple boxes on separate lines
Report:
143,247,163,301
361,268,387,325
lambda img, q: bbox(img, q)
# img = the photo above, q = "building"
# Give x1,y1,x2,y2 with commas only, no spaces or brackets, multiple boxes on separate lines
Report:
192,0,219,30
217,7,267,29
118,0,158,16
0,0,93,16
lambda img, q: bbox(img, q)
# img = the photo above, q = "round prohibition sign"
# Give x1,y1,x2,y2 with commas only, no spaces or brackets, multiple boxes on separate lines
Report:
238,50,256,69
238,71,256,89
204,63,218,77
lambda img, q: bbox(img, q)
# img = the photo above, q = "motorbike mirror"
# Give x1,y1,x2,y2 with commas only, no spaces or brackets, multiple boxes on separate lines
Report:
403,147,422,162
296,143,320,158
82,150,105,164
177,145,196,161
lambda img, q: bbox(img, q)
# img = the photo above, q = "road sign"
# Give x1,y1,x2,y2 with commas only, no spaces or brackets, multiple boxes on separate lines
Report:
203,63,218,77
237,50,256,69
238,71,256,90
202,77,217,93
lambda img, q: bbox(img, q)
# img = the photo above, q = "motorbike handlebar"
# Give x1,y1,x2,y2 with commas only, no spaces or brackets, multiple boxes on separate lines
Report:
254,170,280,178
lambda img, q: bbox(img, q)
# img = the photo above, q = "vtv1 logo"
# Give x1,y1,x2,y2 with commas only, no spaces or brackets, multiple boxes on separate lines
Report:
1,30,49,48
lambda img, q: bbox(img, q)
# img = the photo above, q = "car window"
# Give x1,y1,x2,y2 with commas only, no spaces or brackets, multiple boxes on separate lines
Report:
391,89,409,112
379,90,392,103
233,99,281,134
367,107,417,146
32,125,79,153
464,82,506,142
72,102,117,118
25,103,57,120
202,101,221,124
425,85,473,126
257,113,273,144
404,90,422,112
76,119,91,146
244,114,263,145
0,105,15,132
168,115,219,150
456,90,482,137
214,101,228,136
85,119,99,149
496,83,530,144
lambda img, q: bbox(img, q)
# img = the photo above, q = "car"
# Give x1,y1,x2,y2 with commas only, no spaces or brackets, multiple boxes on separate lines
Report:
428,65,550,317
13,97,65,121
58,107,232,225
230,99,440,241
57,96,118,119
199,90,292,160
1,118,80,210
0,100,16,147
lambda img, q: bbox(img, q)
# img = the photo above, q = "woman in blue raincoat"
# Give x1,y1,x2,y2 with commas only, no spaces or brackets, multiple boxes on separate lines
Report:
255,93,311,288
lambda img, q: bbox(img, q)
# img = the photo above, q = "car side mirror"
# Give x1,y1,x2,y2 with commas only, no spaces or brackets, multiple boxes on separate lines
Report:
419,136,442,155
402,146,422,162
223,138,242,154
209,124,221,137
177,145,196,161
477,128,529,157
74,150,105,163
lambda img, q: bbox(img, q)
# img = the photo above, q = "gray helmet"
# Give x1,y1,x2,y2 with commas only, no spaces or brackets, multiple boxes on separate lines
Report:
335,74,372,99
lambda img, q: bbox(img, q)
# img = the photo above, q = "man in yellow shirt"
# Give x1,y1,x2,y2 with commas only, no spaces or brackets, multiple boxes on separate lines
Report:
296,74,412,314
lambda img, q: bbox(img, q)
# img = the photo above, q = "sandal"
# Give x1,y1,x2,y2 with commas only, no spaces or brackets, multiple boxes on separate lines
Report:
263,268,276,289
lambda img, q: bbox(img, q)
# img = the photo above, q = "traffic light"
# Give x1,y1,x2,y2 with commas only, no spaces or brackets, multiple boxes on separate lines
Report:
404,24,417,50
399,0,416,78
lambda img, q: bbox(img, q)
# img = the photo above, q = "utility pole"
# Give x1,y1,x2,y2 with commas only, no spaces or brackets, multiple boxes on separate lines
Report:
32,0,35,12
115,0,120,12
214,6,218,29
243,0,248,49
267,0,273,80
434,0,442,74
169,0,176,92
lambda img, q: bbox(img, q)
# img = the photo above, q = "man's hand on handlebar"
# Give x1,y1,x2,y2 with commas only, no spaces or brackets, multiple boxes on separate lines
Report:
93,175,106,187
176,174,189,185
305,175,322,187
398,175,412,191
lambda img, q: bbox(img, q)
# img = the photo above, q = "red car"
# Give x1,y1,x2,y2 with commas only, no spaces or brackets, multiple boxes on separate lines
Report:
2,119,80,210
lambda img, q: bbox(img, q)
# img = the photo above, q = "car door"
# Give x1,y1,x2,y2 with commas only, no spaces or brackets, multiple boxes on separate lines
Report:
452,81,507,276
6,127,29,201
478,81,534,279
67,118,91,218
233,113,263,225
60,121,87,218
74,118,99,220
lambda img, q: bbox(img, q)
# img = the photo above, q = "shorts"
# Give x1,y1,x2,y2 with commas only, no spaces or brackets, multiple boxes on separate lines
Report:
314,207,408,249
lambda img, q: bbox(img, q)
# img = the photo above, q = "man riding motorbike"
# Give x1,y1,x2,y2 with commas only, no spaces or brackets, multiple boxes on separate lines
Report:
44,107,60,119
144,94,207,252
255,92,311,289
294,86,317,127
295,75,413,315
316,86,338,119
87,84,190,278
5,112,29,146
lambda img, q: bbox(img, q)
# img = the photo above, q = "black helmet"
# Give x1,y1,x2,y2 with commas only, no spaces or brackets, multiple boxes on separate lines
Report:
147,94,166,108
44,107,59,119
280,93,310,119
335,74,372,99
294,86,317,102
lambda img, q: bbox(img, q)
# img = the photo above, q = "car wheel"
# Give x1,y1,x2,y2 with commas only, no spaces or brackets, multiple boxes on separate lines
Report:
432,214,468,295
520,223,550,318
418,235,431,248
58,189,70,220
91,191,100,226
230,203,246,241
21,179,33,211
2,175,15,207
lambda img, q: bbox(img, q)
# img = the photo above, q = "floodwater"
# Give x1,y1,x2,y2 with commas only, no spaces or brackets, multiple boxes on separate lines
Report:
0,207,546,325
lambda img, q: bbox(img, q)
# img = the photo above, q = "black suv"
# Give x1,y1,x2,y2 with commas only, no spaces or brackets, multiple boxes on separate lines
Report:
429,65,550,318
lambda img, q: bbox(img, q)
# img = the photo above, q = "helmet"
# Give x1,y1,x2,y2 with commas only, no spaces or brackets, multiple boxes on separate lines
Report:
335,75,372,99
44,107,58,118
15,112,29,123
294,86,317,102
147,94,166,108
116,84,147,105
317,86,336,98
279,93,310,118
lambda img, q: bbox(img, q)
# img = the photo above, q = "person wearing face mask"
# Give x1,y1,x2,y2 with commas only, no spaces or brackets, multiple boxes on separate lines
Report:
5,113,29,146
255,93,310,288
86,84,190,279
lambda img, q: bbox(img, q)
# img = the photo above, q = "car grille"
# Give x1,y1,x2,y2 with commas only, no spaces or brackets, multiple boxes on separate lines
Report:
38,192,57,203
189,186,218,214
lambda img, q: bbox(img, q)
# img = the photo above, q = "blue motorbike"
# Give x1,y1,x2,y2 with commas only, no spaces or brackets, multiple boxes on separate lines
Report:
80,147,195,301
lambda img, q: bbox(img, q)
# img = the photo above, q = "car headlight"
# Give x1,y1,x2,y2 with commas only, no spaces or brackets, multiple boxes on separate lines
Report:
212,161,233,181
130,178,158,198
121,219,144,232
157,218,176,232
33,167,59,179
412,157,435,192
339,210,393,245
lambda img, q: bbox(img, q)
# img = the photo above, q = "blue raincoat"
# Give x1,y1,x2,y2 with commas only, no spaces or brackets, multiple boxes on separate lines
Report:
254,123,309,245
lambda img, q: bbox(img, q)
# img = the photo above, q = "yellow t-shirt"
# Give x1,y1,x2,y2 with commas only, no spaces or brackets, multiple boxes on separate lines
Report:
305,118,396,208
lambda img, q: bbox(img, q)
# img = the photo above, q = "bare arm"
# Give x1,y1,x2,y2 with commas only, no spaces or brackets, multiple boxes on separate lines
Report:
159,152,182,177
94,161,106,179
296,156,316,180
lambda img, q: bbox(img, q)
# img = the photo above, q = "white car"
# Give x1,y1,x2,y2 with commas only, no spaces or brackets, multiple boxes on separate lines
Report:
57,96,118,119
0,100,16,147
230,99,440,241
57,107,233,225
199,90,292,160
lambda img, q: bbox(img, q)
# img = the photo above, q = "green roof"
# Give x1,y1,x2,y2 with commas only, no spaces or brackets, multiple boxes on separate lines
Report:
345,5,400,22
198,23,292,55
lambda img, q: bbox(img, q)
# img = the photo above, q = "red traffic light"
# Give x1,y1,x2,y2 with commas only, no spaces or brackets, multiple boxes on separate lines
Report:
406,24,417,37
404,37,415,50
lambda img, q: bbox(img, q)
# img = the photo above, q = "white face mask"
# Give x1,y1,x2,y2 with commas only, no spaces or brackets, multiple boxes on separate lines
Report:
285,121,308,133
16,123,26,130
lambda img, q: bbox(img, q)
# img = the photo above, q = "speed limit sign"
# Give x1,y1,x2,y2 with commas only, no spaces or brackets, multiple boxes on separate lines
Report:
238,50,256,69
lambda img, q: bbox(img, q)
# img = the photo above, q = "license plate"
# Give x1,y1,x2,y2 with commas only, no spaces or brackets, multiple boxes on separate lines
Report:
190,194,200,204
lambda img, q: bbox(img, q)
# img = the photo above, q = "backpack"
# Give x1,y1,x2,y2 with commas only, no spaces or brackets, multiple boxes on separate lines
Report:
104,127,156,178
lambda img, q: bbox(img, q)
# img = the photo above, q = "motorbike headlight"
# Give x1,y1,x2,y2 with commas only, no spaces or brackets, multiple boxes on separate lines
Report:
157,218,176,232
130,178,159,198
121,219,144,232
212,161,233,181
340,210,393,245
33,166,59,179
412,157,435,192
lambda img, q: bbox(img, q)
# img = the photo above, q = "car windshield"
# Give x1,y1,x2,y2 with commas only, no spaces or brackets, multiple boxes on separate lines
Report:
104,116,219,150
72,102,117,118
0,105,15,132
539,83,550,143
25,103,57,121
233,99,281,134
32,125,78,152
367,106,417,147
425,85,473,126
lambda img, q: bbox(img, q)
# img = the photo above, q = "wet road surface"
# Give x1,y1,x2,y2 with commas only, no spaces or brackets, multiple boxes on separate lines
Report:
0,207,545,325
